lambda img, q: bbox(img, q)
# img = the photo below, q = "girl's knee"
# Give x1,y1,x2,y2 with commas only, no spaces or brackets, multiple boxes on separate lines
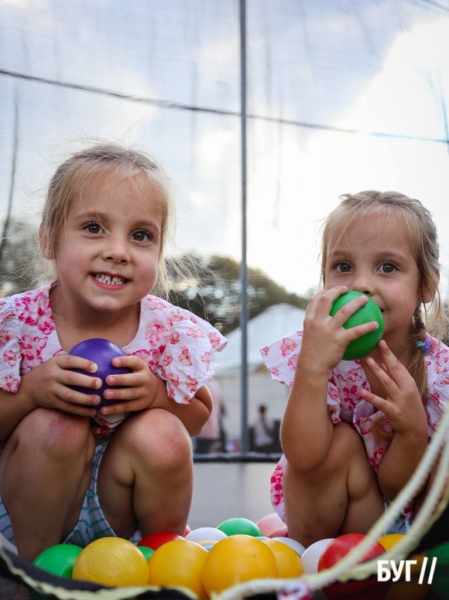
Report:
293,423,366,478
120,409,192,472
330,422,366,463
14,408,93,460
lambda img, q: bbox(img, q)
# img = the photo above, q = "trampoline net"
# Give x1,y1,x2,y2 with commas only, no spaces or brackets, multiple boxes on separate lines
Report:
1,0,449,598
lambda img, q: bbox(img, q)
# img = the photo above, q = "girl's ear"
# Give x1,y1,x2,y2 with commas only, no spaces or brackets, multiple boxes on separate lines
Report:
420,271,440,304
39,224,54,260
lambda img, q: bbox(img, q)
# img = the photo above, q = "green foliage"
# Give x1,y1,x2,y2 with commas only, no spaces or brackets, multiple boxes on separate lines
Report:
0,223,308,334
0,220,38,297
168,254,309,335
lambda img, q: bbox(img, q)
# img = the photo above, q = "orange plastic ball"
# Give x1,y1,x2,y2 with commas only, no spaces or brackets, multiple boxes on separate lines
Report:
263,539,304,578
383,579,429,600
202,534,278,596
72,537,149,587
148,540,209,600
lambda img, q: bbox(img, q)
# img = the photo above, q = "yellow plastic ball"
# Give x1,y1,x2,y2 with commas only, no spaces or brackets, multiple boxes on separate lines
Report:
378,533,425,574
378,533,405,551
262,539,304,578
202,534,278,596
147,540,209,600
72,537,149,587
196,539,218,549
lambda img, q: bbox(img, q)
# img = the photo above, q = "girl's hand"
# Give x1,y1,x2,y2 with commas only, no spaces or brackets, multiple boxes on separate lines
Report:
299,286,380,374
20,355,102,417
360,340,428,438
100,355,160,415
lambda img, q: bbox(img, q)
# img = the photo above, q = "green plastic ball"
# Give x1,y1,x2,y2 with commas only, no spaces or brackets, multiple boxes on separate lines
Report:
137,544,155,561
216,517,262,537
33,543,83,578
427,542,449,600
330,290,384,360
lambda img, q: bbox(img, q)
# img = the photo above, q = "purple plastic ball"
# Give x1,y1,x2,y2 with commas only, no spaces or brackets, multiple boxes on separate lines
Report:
68,338,131,407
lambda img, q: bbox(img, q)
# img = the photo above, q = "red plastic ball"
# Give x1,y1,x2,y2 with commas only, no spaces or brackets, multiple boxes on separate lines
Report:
138,531,184,551
318,533,388,600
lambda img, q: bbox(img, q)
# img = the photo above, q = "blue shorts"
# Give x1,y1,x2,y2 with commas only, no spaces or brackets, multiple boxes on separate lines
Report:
0,439,140,548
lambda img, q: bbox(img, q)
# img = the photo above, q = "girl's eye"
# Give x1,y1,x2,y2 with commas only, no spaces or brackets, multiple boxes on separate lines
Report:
335,262,352,273
84,222,103,234
132,230,152,243
379,262,396,274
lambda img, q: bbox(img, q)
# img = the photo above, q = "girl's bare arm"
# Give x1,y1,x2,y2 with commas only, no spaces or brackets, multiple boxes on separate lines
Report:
145,376,213,436
376,431,428,500
282,287,379,472
360,340,429,500
0,356,103,442
281,363,334,471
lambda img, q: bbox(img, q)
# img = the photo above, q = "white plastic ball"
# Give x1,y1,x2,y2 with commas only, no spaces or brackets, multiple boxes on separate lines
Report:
185,527,227,543
271,536,305,556
300,538,334,573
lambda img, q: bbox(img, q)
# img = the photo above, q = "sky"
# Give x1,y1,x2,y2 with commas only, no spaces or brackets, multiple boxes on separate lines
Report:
1,0,449,298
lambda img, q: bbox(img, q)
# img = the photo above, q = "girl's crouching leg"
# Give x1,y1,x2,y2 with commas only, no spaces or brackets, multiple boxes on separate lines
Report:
284,422,384,548
0,408,94,561
98,409,193,540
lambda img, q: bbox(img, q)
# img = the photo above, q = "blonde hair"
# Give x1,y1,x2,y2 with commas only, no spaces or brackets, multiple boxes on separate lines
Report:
39,143,174,297
321,190,446,441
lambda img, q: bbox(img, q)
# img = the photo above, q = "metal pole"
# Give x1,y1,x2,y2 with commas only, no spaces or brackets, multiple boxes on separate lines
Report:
0,85,19,264
239,0,249,453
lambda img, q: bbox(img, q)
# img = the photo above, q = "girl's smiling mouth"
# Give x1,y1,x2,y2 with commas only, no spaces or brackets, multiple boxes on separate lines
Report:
92,273,130,286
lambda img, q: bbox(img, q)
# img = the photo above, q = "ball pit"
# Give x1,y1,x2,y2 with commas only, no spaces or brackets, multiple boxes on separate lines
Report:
29,516,436,600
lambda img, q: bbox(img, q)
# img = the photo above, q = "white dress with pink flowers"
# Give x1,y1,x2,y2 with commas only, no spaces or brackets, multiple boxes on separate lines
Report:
0,285,227,546
0,285,227,438
261,331,449,528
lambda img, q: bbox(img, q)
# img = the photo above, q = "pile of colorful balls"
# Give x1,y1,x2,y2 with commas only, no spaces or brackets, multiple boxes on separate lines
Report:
32,514,448,600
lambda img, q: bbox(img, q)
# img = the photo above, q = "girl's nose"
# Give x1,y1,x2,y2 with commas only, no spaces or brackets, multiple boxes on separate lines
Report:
352,274,374,296
102,238,130,264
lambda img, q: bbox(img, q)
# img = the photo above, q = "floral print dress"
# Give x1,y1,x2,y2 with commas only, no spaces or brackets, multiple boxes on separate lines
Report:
261,331,449,525
0,285,227,438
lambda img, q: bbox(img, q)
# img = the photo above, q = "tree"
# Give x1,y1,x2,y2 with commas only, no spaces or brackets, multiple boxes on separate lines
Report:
168,255,309,335
0,219,38,296
0,226,309,335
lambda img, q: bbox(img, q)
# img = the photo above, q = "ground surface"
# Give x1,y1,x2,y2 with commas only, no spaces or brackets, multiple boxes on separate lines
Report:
189,461,276,530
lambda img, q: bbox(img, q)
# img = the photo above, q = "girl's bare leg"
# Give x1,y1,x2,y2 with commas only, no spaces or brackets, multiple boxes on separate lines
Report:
0,408,95,561
284,422,384,547
98,408,193,539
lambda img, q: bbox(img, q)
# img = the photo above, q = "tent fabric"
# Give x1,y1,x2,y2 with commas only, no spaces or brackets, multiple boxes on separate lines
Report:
217,304,305,373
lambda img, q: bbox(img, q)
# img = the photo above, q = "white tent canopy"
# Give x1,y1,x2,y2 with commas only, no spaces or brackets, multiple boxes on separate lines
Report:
217,303,305,374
